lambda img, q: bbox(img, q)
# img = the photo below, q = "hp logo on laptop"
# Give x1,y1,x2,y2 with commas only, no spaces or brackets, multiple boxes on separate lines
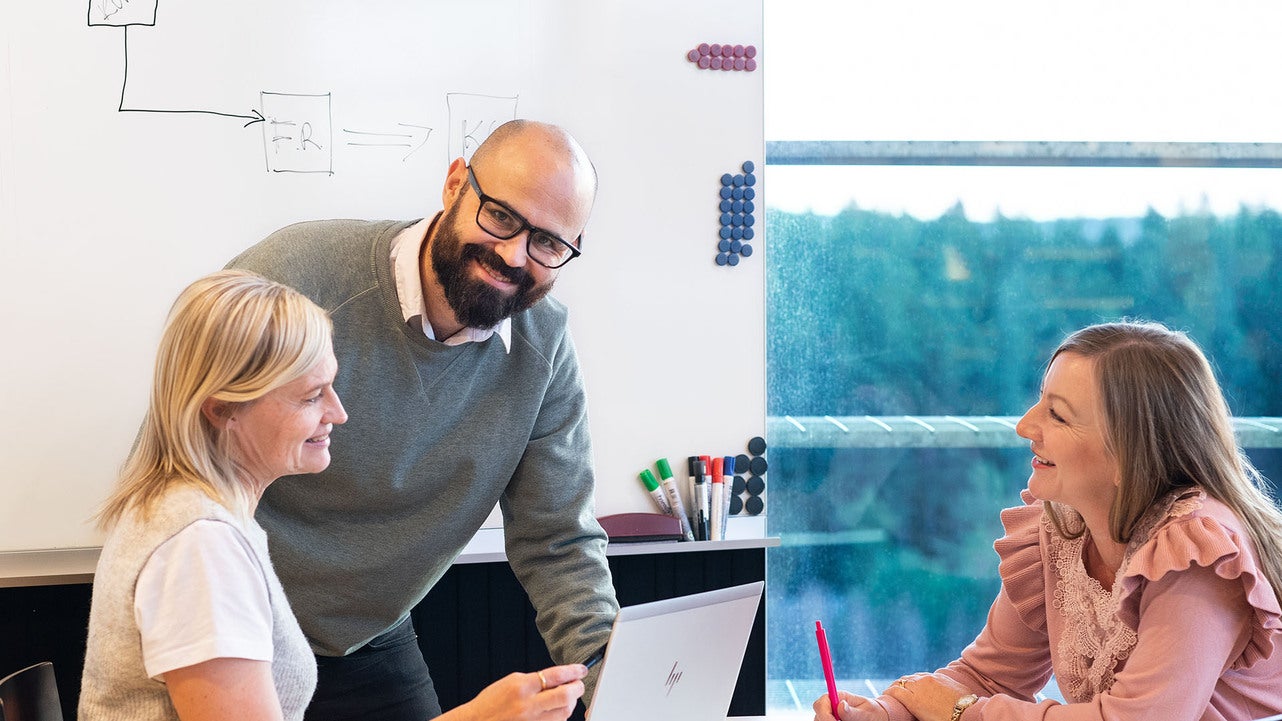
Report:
664,661,684,696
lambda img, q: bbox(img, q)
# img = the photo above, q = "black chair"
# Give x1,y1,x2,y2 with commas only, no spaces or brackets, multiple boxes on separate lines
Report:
0,662,63,721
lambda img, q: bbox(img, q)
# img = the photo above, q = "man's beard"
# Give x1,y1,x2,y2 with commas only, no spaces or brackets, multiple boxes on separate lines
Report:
430,202,553,330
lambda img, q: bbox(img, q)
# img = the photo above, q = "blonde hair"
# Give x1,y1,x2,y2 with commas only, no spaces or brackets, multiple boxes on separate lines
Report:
1044,320,1282,604
97,270,333,526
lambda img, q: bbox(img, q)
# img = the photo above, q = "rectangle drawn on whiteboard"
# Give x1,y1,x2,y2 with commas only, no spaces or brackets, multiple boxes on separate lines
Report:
261,92,333,175
87,0,157,27
446,93,519,163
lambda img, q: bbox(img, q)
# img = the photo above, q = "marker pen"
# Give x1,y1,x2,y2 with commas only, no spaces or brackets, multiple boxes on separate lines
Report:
698,455,713,542
656,458,695,541
583,645,607,669
719,455,736,540
638,469,672,515
710,456,725,542
687,457,701,539
693,459,710,541
816,621,840,716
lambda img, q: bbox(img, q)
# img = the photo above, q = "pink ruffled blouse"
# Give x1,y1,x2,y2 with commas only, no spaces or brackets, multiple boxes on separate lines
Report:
881,488,1282,720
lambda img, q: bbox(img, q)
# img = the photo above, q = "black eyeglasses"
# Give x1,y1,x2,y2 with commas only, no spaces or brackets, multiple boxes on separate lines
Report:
466,166,582,269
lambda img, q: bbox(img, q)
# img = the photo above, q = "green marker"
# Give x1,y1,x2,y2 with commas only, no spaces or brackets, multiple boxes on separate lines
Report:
656,458,696,541
639,468,673,515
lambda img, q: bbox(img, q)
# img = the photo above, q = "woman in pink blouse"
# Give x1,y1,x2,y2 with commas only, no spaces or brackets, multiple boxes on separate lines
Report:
816,321,1282,721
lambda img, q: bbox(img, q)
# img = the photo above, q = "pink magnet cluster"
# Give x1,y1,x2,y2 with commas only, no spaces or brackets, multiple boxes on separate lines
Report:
686,43,758,71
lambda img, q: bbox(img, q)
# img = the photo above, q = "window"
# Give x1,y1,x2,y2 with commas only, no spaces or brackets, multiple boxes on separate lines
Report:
763,2,1282,715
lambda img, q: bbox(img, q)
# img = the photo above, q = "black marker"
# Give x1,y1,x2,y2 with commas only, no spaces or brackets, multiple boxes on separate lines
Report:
693,459,710,542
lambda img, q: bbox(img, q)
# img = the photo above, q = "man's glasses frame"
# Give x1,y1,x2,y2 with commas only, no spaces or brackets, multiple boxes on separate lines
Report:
466,166,582,269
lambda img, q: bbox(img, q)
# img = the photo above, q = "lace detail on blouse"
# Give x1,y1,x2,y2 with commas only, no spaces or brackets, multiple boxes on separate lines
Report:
1047,489,1204,702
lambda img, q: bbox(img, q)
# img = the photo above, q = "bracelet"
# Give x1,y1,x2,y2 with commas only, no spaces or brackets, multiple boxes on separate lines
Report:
950,693,978,721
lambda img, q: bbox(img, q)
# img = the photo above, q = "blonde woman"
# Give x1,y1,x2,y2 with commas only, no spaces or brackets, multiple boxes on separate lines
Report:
818,321,1282,721
79,270,586,721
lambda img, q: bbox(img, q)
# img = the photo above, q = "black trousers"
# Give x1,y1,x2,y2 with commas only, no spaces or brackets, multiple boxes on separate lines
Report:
304,617,442,721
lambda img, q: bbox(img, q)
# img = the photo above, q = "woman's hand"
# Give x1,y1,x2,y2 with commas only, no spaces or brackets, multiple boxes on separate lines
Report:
813,690,892,721
882,674,972,721
448,663,588,721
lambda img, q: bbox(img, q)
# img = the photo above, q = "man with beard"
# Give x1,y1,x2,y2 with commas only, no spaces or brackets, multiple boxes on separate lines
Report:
226,120,618,721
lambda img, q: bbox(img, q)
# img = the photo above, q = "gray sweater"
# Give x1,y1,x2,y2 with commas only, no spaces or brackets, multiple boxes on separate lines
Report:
79,486,316,721
228,219,618,669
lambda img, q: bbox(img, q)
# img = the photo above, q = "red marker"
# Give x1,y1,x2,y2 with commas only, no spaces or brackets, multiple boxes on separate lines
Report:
815,620,840,717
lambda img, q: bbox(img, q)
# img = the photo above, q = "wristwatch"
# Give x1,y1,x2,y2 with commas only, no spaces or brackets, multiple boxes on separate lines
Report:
950,693,979,721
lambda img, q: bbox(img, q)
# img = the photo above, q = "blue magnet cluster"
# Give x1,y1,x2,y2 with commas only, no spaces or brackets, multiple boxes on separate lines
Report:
716,161,757,266
686,43,758,72
731,436,767,516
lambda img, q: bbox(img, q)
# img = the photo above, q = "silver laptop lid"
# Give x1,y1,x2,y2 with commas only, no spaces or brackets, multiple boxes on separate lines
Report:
586,581,764,721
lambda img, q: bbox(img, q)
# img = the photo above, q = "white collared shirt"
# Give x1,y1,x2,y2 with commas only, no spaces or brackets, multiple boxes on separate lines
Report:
389,217,512,351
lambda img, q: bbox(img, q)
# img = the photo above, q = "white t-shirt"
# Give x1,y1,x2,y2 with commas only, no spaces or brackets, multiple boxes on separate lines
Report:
133,519,274,680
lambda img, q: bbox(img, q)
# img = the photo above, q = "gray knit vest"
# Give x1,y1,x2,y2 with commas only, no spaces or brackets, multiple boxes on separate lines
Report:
79,485,316,720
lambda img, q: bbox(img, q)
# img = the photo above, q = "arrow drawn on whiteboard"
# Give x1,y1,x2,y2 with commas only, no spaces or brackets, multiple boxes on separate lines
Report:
116,26,266,127
342,124,433,161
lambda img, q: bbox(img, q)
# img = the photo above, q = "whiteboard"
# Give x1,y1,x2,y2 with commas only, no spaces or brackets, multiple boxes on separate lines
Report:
0,1,764,555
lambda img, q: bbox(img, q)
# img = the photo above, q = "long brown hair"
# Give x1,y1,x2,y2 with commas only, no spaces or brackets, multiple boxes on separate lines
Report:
1045,321,1282,603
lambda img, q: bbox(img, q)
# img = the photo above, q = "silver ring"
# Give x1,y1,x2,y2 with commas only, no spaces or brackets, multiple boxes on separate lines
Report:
538,671,548,691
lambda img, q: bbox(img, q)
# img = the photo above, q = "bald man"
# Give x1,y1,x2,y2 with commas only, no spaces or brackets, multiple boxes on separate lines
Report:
229,120,618,721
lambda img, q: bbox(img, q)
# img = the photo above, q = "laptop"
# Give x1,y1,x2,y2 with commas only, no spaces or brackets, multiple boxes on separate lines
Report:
586,581,764,721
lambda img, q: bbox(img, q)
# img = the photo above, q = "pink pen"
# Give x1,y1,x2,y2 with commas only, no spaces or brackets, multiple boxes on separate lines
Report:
815,620,840,717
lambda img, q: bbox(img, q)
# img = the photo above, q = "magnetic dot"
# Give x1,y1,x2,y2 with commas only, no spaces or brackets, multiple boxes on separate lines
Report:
718,238,731,252
730,239,743,253
744,173,757,186
745,496,764,515
733,44,745,57
732,174,745,186
742,227,754,240
720,199,732,212
732,187,744,200
742,160,755,173
749,456,769,476
720,186,733,199
720,212,733,225
722,61,733,72
735,454,751,471
720,173,733,186
729,494,744,515
698,56,711,69
719,226,732,239
746,475,766,495
687,49,700,62
748,436,768,455
745,45,757,58
743,214,755,227
732,475,748,494
698,43,710,55
727,253,740,266
710,43,722,56
731,226,743,240
716,252,729,266
731,200,743,213
710,57,723,70
745,58,757,71
733,213,745,227
734,58,746,71
741,243,753,256
744,187,755,200
744,200,755,214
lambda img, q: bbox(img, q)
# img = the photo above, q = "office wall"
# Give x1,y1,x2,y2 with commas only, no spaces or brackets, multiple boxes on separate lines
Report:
0,1,764,555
